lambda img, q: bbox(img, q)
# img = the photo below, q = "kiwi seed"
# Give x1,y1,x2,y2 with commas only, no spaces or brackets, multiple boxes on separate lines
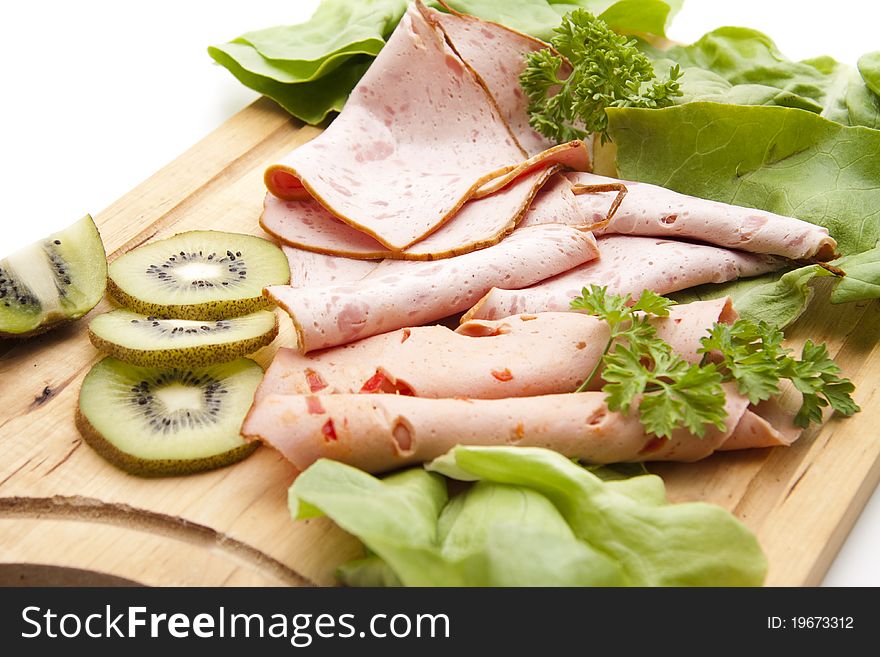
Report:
107,230,290,320
0,215,107,337
77,356,263,477
88,308,279,367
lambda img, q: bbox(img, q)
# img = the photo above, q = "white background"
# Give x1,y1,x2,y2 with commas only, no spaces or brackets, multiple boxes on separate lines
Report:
1,0,878,585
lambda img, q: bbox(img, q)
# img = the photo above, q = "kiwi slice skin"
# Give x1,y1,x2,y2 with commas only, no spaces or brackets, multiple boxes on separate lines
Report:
107,231,290,321
77,357,263,478
75,409,258,478
88,309,279,368
106,278,274,320
0,214,107,338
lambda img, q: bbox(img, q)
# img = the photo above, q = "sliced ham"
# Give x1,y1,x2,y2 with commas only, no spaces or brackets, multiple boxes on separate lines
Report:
430,3,555,155
263,3,590,251
262,166,560,260
254,313,609,402
242,384,794,474
464,235,785,321
265,224,600,353
404,165,557,257
252,298,735,402
243,292,801,472
720,399,801,450
264,4,523,249
472,141,588,198
518,174,584,228
567,172,837,260
284,245,378,288
263,195,389,260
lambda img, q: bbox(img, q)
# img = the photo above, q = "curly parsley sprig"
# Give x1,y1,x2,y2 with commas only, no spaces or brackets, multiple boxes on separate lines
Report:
520,10,682,144
699,321,860,428
571,286,859,438
572,286,726,438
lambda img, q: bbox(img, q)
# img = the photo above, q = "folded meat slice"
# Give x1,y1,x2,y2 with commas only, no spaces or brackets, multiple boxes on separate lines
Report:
263,195,389,260
284,245,378,288
517,174,584,228
265,223,600,352
429,3,556,156
242,384,795,474
262,166,559,260
567,172,837,260
404,165,557,257
720,398,801,450
253,298,735,402
465,235,785,321
264,4,524,250
473,141,588,198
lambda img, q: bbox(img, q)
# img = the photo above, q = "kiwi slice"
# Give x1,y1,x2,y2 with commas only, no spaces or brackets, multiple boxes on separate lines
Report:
0,215,107,337
88,309,278,367
108,230,290,320
76,357,263,477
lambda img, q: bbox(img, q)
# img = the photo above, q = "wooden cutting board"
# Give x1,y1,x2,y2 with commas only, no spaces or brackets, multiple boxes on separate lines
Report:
1,98,878,587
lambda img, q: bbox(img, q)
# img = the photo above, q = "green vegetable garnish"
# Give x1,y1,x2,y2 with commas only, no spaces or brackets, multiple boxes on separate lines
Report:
698,320,788,406
699,321,860,427
209,0,684,126
644,27,880,129
520,9,682,143
607,102,880,327
571,286,725,438
572,285,859,436
289,446,767,587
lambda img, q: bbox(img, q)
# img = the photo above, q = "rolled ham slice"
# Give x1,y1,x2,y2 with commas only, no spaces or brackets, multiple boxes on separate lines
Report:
284,245,378,288
262,165,560,260
252,298,736,402
429,3,556,156
720,398,801,450
265,224,600,353
567,172,837,260
255,313,609,402
464,235,785,321
242,384,794,474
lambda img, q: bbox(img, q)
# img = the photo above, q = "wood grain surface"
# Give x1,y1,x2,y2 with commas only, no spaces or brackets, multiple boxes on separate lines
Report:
1,98,878,586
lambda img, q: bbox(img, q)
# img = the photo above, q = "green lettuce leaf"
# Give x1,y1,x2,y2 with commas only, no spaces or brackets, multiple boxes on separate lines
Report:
338,524,624,587
437,480,624,585
291,446,766,587
207,47,372,124
209,0,683,124
656,66,827,114
607,102,880,326
431,446,767,586
289,461,466,585
290,459,623,586
444,1,683,41
860,52,880,97
557,0,683,37
237,0,408,78
671,266,835,328
445,0,566,40
829,244,880,303
645,27,880,128
209,0,409,123
338,555,404,587
482,524,624,586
